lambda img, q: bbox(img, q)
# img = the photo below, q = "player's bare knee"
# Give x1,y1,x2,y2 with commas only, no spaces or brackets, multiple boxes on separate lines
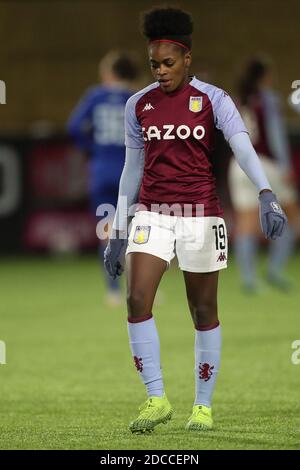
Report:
189,301,218,327
127,290,149,317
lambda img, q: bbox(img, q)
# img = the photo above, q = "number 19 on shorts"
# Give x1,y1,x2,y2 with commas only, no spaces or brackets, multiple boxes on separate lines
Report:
212,223,226,250
212,222,227,265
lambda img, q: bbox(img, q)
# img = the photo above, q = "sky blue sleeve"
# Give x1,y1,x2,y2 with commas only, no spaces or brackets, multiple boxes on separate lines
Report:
112,147,145,233
124,95,144,149
67,88,96,152
229,132,271,192
214,90,249,141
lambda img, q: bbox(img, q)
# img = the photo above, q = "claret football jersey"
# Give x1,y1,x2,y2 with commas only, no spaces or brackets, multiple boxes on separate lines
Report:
125,76,248,216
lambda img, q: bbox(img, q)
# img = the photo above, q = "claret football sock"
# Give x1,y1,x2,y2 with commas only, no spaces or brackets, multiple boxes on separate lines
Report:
194,322,221,407
127,314,164,398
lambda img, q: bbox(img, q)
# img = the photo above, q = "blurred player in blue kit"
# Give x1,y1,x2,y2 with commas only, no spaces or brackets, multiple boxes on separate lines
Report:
68,51,139,305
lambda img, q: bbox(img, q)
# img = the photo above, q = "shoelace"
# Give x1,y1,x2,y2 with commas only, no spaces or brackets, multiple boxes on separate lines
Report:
139,399,156,412
194,406,208,416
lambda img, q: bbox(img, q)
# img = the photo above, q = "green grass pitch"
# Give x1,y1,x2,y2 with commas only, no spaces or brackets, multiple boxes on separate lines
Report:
0,253,300,450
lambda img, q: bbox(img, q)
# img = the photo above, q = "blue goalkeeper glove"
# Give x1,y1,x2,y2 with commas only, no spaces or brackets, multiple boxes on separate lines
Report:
104,235,127,279
258,191,287,240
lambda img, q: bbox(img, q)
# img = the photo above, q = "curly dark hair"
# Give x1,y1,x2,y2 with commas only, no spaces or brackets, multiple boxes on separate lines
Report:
142,7,193,40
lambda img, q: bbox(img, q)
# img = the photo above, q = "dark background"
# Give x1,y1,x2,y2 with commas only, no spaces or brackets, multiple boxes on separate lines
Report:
0,0,299,253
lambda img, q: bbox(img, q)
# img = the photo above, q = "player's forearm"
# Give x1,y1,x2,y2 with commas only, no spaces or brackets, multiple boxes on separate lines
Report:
229,132,272,193
112,147,145,236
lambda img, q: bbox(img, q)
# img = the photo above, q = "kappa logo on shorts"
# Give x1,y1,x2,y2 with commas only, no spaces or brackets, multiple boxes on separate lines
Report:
217,252,227,262
133,225,151,244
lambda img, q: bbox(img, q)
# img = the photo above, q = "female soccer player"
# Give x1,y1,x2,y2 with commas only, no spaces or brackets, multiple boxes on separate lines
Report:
229,58,298,292
104,8,287,433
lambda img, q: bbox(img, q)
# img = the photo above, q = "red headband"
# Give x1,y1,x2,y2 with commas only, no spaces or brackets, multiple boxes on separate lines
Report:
149,39,190,51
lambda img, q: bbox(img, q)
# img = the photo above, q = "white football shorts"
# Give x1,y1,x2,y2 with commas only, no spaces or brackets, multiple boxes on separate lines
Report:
126,211,228,273
229,155,297,211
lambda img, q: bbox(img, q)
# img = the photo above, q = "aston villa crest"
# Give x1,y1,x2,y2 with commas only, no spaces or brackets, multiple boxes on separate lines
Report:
133,225,151,244
189,96,203,112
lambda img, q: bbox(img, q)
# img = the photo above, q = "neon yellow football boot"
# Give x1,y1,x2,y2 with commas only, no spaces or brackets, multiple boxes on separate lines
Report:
186,404,213,431
129,395,174,433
